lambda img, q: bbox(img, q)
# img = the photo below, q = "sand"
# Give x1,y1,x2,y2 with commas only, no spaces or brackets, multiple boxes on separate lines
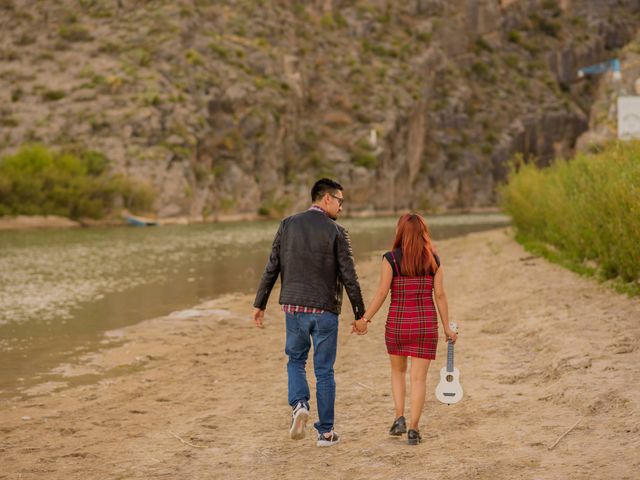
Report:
0,215,82,231
1,228,638,479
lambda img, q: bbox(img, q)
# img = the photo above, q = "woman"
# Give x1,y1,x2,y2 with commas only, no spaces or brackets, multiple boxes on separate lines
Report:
358,213,457,445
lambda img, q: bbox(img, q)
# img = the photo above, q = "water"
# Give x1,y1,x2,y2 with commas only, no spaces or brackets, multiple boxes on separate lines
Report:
0,213,509,397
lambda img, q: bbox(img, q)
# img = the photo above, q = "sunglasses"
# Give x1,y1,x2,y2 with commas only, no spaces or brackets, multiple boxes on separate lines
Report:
329,193,344,207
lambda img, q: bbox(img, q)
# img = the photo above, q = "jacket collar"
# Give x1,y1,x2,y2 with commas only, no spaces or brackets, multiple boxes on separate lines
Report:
308,205,329,216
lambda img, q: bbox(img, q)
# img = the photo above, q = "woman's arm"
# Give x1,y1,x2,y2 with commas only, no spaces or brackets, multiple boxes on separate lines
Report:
433,267,458,343
363,258,393,321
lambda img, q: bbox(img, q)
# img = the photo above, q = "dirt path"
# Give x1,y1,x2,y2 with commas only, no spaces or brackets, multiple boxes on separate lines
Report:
1,228,638,479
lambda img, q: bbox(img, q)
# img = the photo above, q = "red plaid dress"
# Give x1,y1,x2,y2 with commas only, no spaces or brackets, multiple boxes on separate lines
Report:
385,249,439,359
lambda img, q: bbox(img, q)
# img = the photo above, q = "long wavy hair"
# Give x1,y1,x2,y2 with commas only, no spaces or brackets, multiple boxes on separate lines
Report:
392,213,438,276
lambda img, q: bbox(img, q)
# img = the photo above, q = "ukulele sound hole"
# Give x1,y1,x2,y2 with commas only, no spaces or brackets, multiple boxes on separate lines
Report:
446,374,454,382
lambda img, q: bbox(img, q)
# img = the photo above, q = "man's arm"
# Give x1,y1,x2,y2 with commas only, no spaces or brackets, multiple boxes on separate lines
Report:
253,221,284,314
335,226,365,320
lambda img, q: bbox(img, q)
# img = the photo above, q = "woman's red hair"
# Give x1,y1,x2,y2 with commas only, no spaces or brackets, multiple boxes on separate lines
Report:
392,214,438,276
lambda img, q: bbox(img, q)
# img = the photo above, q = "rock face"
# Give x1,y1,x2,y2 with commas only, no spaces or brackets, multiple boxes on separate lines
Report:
575,27,640,151
0,0,639,217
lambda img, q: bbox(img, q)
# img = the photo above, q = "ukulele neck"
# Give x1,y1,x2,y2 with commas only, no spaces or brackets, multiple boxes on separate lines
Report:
447,341,455,372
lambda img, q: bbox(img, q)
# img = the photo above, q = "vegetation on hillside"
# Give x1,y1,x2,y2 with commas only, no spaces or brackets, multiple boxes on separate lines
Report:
0,145,154,219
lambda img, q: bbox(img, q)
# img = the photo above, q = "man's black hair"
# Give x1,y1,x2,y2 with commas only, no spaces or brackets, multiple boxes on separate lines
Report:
311,178,343,203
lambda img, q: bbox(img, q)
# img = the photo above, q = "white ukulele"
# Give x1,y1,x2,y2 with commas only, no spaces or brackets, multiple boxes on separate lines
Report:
435,322,463,405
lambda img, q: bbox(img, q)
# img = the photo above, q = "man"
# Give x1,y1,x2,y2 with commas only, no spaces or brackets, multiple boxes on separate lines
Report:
252,178,368,447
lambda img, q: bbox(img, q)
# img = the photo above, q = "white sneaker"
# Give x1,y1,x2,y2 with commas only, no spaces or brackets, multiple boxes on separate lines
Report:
316,430,340,447
289,403,309,440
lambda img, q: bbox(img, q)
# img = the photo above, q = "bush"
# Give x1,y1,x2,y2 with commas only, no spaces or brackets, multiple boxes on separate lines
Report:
14,33,36,46
416,31,432,44
257,197,289,218
470,62,495,82
530,13,560,38
209,42,231,60
0,0,15,11
0,145,154,219
59,24,93,42
185,49,204,66
319,13,335,29
504,54,520,70
361,39,398,58
500,141,640,287
351,151,378,169
11,87,22,102
474,37,493,53
0,115,19,127
507,30,522,43
42,89,66,101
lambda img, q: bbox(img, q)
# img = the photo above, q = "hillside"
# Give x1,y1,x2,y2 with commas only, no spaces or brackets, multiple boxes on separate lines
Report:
1,0,639,218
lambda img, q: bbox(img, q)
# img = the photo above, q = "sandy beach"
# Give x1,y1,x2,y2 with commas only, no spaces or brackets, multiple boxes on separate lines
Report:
1,228,638,480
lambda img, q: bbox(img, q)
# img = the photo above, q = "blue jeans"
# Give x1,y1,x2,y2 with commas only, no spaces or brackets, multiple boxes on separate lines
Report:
285,311,339,434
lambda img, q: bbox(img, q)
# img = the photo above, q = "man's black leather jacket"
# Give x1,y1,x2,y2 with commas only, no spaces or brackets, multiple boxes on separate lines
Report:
253,208,365,319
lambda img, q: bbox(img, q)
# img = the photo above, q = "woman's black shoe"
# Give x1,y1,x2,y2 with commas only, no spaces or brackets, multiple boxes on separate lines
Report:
389,416,407,436
407,429,422,445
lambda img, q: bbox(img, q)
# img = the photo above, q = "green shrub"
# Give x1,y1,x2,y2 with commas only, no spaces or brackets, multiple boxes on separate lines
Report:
0,145,154,219
504,54,520,70
140,90,161,106
0,48,18,61
470,62,495,82
500,141,640,288
334,11,348,28
541,0,562,16
14,33,35,46
209,42,231,60
474,37,493,53
0,115,19,127
11,87,23,101
185,49,204,66
59,24,93,42
416,31,432,44
63,10,78,24
351,151,378,169
507,30,522,43
320,13,335,29
361,39,398,58
98,41,123,54
42,89,66,101
530,13,561,38
0,0,15,11
569,16,586,28
193,164,209,184
299,128,319,151
292,4,309,19
130,48,152,66
258,197,289,218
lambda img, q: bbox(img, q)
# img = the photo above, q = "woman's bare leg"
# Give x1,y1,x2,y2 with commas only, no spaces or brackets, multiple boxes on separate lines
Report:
409,358,431,430
389,354,408,418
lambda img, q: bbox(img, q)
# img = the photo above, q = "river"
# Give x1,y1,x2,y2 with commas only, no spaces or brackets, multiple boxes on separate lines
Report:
0,213,509,397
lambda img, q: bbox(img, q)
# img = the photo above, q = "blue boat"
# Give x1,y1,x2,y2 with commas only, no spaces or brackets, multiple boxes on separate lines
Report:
124,214,158,227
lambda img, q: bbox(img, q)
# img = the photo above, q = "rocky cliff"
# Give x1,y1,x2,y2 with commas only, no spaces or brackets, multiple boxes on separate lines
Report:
1,0,639,218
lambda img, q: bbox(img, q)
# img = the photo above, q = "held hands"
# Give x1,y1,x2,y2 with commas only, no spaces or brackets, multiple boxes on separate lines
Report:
351,317,369,335
252,308,265,328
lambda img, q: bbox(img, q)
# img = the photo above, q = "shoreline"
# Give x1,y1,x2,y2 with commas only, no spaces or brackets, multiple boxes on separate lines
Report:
0,207,504,231
1,228,638,479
